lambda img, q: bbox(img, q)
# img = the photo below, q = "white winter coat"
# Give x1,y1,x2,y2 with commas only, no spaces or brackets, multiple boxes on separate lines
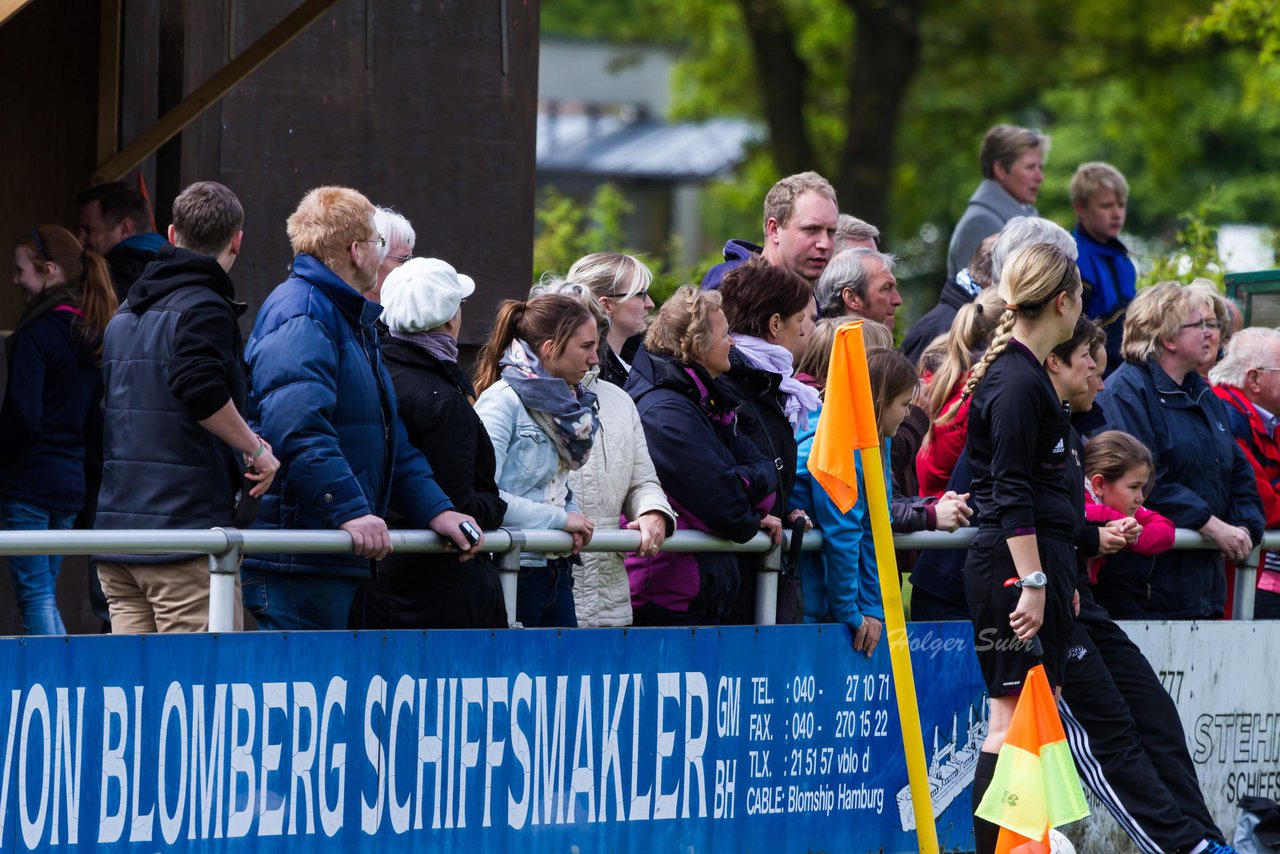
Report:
568,377,675,626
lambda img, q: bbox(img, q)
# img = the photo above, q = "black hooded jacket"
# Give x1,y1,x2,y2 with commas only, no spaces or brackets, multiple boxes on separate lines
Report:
96,244,249,546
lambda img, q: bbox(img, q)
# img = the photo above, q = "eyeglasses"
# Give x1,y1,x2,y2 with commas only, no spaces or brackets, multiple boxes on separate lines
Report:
1180,319,1212,332
356,235,386,249
1253,367,1280,373
29,229,47,260
606,288,650,299
386,253,412,265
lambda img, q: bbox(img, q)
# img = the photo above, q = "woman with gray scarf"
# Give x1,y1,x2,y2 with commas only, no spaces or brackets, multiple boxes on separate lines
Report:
474,294,602,627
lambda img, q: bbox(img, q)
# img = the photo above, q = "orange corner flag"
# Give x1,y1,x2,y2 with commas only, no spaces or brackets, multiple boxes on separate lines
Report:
806,321,880,513
977,665,1090,852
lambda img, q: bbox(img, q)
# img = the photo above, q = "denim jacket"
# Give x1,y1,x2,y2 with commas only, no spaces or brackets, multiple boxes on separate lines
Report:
474,379,579,567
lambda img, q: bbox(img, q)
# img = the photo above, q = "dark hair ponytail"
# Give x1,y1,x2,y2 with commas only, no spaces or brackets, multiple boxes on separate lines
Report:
474,300,528,393
473,295,595,394
17,226,118,349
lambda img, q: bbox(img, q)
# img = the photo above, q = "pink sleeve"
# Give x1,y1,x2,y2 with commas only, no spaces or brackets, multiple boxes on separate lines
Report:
1132,506,1175,555
1085,502,1125,524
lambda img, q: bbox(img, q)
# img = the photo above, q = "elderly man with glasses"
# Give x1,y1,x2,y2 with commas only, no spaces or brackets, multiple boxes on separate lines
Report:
242,186,483,630
370,205,416,303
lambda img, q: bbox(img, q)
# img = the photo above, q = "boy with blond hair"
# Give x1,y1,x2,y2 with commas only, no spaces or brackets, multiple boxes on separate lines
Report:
1071,161,1135,372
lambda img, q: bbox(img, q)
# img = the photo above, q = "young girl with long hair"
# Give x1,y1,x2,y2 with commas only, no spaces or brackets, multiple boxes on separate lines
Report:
1,226,117,634
473,294,602,627
791,348,920,656
960,243,1084,854
1082,430,1175,584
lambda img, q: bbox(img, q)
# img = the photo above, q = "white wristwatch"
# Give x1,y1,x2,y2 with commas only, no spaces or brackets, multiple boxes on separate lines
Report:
1014,571,1048,589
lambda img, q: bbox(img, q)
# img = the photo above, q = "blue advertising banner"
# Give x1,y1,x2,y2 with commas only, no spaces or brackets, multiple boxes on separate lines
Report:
0,624,987,852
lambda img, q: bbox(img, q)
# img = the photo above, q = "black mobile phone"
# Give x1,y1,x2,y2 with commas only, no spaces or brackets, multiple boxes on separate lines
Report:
459,520,482,547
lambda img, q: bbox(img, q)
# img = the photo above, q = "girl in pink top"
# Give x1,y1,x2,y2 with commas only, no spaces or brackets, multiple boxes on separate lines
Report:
1083,430,1175,584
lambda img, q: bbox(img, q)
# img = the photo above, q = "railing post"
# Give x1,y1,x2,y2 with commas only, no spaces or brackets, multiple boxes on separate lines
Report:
497,529,523,628
208,528,243,633
1234,545,1261,621
754,537,781,626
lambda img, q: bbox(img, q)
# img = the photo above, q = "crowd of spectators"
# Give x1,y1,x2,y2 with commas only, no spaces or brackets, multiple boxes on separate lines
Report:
4,135,1274,637
4,120,1264,854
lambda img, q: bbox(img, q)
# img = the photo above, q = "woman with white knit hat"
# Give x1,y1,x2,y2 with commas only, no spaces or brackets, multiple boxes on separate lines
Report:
361,257,509,629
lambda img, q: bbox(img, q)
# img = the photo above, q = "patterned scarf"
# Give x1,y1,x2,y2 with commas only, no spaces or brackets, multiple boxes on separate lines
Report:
500,339,600,469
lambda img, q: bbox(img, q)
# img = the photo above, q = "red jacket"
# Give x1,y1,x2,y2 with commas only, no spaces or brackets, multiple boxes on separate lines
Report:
1213,386,1280,526
1083,490,1176,584
917,381,969,498
1213,385,1280,594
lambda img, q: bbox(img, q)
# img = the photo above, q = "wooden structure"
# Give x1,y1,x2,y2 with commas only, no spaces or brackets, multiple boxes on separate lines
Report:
0,0,540,345
0,0,540,634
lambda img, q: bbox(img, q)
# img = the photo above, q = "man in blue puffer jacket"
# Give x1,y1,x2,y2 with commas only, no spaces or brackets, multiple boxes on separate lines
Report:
243,186,482,630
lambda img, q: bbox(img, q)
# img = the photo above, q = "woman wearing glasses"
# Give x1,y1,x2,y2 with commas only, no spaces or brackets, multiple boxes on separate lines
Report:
564,252,655,387
2,226,116,634
1095,282,1264,620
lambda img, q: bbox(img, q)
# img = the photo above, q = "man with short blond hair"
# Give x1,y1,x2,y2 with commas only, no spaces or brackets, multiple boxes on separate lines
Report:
243,186,482,629
701,171,838,288
1071,161,1136,372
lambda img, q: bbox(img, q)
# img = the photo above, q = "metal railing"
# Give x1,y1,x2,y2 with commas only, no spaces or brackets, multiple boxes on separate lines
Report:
0,526,1274,632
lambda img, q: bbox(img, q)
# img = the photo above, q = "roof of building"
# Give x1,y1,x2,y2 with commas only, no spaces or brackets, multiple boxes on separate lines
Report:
536,113,760,182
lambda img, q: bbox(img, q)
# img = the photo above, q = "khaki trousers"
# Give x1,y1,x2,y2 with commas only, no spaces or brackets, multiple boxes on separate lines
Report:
98,556,244,634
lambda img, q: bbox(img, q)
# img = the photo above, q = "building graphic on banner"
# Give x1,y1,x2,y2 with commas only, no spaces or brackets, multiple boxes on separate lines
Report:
896,703,988,832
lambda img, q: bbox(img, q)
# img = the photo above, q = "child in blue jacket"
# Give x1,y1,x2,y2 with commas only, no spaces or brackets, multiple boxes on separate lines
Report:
792,348,920,656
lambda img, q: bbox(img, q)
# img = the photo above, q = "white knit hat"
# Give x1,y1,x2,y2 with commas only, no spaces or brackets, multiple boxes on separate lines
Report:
380,257,475,332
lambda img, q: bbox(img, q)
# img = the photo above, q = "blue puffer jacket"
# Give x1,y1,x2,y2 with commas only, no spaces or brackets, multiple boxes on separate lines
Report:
1096,358,1265,618
243,254,452,578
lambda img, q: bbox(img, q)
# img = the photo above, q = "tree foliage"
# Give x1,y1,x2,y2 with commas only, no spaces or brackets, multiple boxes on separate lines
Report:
1187,0,1280,62
532,184,702,304
542,0,1280,291
1140,191,1229,290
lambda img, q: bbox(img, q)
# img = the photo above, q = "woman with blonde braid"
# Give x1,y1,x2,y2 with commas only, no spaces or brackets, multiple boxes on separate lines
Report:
960,244,1084,854
916,287,1005,497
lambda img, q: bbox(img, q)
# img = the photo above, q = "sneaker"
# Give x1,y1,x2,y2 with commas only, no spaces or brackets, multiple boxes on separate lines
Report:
1202,841,1240,854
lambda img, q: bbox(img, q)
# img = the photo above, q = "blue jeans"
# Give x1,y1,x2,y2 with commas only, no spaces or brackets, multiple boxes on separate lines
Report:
241,568,360,630
0,500,74,635
516,558,578,628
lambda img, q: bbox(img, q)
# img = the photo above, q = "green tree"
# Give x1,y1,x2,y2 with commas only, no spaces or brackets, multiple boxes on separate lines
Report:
532,183,707,304
1140,192,1229,289
543,0,1280,289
